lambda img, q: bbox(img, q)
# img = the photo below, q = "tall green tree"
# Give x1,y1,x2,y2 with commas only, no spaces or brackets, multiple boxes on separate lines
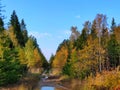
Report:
9,10,24,47
75,28,87,50
91,20,98,39
20,19,28,43
111,18,116,33
0,20,24,85
107,35,120,67
49,54,55,69
0,17,4,32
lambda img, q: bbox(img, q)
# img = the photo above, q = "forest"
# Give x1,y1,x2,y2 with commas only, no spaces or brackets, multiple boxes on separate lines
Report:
0,2,120,90
0,10,48,86
49,14,120,89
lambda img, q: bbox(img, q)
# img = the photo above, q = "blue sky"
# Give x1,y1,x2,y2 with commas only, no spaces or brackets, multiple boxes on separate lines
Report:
2,0,120,60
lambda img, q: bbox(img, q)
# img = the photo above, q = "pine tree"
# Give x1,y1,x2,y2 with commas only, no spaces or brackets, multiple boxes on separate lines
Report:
9,10,24,47
49,54,55,69
74,21,91,50
0,17,4,32
91,20,98,39
75,28,87,50
0,22,24,85
111,18,116,33
20,19,28,43
107,35,120,67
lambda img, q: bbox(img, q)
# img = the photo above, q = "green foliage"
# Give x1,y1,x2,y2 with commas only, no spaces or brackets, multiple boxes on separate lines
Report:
0,9,47,86
25,37,36,68
49,54,55,68
62,62,72,76
111,18,116,32
91,20,97,39
52,14,120,81
0,48,24,86
75,28,87,50
25,36,48,69
62,48,78,78
0,25,25,85
20,19,28,43
9,10,24,47
107,35,120,67
0,17,4,32
56,39,69,52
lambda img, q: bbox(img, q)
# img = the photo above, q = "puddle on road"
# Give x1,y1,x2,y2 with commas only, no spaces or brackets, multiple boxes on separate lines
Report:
41,86,54,90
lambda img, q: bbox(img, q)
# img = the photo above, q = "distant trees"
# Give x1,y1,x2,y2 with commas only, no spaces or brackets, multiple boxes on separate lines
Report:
49,54,55,69
52,40,69,69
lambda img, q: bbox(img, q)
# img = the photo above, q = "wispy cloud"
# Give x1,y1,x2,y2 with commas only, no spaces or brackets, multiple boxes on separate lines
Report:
29,32,52,38
75,15,81,19
56,30,71,39
63,30,71,35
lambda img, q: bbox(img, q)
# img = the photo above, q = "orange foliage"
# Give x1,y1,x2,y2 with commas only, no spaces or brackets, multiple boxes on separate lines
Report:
114,26,120,44
52,45,68,68
33,48,42,67
86,70,120,90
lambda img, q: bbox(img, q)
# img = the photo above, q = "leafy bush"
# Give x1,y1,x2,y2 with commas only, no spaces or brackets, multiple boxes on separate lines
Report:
86,71,120,90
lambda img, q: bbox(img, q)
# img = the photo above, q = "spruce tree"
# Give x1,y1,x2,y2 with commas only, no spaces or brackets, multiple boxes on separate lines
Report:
0,17,4,32
20,19,28,43
111,18,116,33
91,20,97,39
9,10,24,47
75,28,87,50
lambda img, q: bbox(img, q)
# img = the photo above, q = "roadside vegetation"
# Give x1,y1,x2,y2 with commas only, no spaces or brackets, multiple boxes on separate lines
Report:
50,14,120,89
0,2,48,86
1,1,120,89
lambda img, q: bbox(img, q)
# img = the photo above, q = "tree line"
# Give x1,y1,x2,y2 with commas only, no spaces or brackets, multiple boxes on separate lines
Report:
0,10,48,86
50,14,120,79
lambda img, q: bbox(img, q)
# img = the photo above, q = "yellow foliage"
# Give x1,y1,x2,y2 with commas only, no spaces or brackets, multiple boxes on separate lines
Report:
86,71,120,90
114,26,120,44
9,26,19,46
52,45,68,68
77,36,107,73
18,48,27,64
33,48,42,67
